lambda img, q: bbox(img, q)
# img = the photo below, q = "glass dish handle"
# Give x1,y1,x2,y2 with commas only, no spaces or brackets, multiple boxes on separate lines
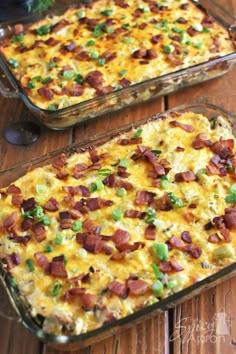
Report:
0,275,21,321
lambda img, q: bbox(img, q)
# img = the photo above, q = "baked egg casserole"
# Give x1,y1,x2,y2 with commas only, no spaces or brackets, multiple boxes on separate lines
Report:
0,0,235,110
0,110,236,335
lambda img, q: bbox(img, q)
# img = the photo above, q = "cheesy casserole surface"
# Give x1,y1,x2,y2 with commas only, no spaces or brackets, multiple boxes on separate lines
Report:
1,110,236,335
0,0,235,110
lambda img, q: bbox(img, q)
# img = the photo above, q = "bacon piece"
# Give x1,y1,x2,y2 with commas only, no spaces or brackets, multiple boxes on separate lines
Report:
34,252,50,273
32,222,46,242
50,261,67,278
116,241,145,252
51,19,69,33
220,228,232,242
125,210,146,219
169,120,194,132
56,171,69,180
70,209,83,219
38,87,54,100
89,148,100,164
45,37,60,46
6,253,20,270
11,194,23,207
43,197,59,212
21,218,33,231
7,184,21,194
86,197,113,211
186,26,198,37
115,179,133,191
75,50,90,61
63,185,90,197
181,231,192,243
52,153,67,170
114,0,129,8
118,78,131,87
150,34,162,44
60,218,72,229
3,212,17,230
81,234,104,254
177,17,187,24
9,233,31,245
169,235,184,249
210,138,234,155
144,224,156,240
208,233,221,243
127,279,150,295
184,245,202,259
103,174,116,187
101,51,116,63
117,166,130,178
107,281,128,299
110,249,130,260
159,192,172,211
223,212,236,230
135,190,156,206
64,287,86,301
85,70,104,89
83,218,101,234
118,137,142,145
22,197,36,211
144,150,166,176
175,171,196,182
169,258,184,272
80,293,98,310
201,15,215,28
112,229,131,245
71,83,84,97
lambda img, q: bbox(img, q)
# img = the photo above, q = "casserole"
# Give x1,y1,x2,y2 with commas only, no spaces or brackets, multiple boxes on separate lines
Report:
0,0,236,129
0,102,236,350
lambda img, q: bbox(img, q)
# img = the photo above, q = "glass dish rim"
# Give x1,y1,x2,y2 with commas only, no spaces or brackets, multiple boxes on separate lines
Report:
0,101,236,346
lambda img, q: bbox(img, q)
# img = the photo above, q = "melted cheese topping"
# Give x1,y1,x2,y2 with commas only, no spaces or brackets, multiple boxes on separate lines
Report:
0,0,234,110
0,111,236,335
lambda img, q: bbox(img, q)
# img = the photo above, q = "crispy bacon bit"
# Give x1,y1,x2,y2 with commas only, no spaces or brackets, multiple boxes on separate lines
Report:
76,50,90,61
112,229,131,245
22,197,36,212
3,212,17,230
220,228,232,242
125,210,146,219
118,137,142,145
6,253,20,270
56,171,69,180
86,197,113,211
64,287,86,301
181,231,192,243
89,148,100,164
21,218,33,231
101,51,116,63
180,3,189,10
50,261,68,278
175,171,196,182
103,173,115,187
186,26,199,37
208,233,221,243
85,70,104,89
169,120,194,132
11,194,23,207
159,261,172,273
201,15,215,28
51,19,69,33
117,166,130,178
115,179,133,190
9,233,31,245
38,87,54,100
144,224,156,240
223,211,236,230
34,252,50,273
63,185,90,197
114,0,129,8
169,235,184,249
177,17,187,24
83,218,101,234
71,83,84,97
169,258,184,272
52,153,67,170
80,293,98,310
32,222,46,242
70,209,83,219
116,241,145,252
135,190,156,205
45,37,60,46
60,218,72,229
7,184,21,194
107,281,128,299
159,192,172,211
110,249,130,260
184,245,202,259
43,197,59,211
151,34,162,44
118,78,131,87
127,279,150,295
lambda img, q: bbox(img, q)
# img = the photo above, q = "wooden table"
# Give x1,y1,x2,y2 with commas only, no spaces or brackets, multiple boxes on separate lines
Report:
1,3,236,350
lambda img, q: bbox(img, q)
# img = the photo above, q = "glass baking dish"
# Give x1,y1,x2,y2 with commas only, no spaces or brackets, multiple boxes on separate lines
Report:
0,0,236,130
0,102,236,351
